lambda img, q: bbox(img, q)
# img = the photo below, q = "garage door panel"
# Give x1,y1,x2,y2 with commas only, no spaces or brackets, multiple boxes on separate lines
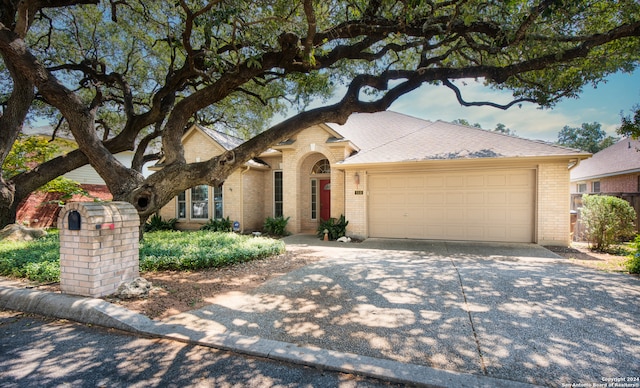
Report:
466,226,486,240
486,227,507,240
426,176,445,188
487,175,507,186
488,209,508,223
406,192,425,205
427,208,446,223
467,176,485,187
407,176,426,188
447,192,464,205
426,193,445,205
466,208,485,223
487,192,507,204
509,173,532,186
446,208,465,223
510,195,534,206
368,169,535,243
446,176,465,187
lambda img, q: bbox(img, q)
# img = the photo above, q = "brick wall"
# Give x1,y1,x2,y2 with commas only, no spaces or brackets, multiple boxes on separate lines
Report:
223,171,242,228
344,169,366,239
601,174,639,193
279,125,352,234
17,184,113,228
241,169,266,232
537,162,571,246
571,174,640,194
183,129,226,163
58,202,139,297
260,155,281,220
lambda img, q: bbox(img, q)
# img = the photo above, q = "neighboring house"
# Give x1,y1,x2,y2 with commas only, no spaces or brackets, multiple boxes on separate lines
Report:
570,138,640,195
16,126,150,227
158,111,588,246
570,138,640,234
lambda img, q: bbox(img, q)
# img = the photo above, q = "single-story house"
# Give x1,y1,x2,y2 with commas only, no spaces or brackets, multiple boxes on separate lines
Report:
571,138,640,195
570,138,640,232
158,111,588,245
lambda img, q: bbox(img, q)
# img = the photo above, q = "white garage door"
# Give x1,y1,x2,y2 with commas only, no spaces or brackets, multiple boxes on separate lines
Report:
368,169,535,242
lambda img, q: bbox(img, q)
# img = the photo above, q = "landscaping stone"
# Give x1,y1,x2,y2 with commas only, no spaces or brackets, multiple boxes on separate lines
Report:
115,277,152,299
0,224,47,242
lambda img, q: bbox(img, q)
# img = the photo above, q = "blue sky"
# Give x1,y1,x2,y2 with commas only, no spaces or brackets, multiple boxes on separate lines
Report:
389,69,640,142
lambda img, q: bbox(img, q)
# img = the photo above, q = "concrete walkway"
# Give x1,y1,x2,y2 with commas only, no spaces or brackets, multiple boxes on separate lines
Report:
2,235,639,387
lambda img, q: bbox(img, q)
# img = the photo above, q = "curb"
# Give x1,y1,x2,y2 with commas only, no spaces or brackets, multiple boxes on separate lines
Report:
0,285,542,388
0,286,156,333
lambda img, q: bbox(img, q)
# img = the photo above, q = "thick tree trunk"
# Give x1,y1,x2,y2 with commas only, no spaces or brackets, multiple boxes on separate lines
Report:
0,41,35,228
0,178,17,227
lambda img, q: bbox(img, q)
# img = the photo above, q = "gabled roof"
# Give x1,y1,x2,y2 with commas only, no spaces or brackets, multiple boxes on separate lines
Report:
571,138,640,181
194,125,244,150
153,124,270,170
193,125,271,168
326,111,587,165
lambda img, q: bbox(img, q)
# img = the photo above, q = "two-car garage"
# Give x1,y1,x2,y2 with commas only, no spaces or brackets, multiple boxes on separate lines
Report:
367,168,536,243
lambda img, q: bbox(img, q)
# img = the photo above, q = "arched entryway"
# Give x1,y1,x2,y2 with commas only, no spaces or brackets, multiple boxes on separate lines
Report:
299,153,331,232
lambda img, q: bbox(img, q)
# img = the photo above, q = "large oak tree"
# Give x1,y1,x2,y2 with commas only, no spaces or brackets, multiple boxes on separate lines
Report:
1,0,639,227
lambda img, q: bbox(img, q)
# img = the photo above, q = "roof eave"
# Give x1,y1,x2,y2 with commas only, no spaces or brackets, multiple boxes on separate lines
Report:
335,154,589,169
571,167,640,182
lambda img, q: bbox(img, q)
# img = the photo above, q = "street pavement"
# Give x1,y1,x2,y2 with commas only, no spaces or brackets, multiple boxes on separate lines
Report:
2,236,640,387
0,310,394,387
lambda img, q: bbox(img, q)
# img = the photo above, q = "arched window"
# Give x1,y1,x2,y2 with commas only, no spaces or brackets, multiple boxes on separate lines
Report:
311,159,331,174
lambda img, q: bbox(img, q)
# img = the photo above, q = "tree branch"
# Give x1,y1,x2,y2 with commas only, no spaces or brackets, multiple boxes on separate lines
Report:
302,0,316,65
442,79,536,109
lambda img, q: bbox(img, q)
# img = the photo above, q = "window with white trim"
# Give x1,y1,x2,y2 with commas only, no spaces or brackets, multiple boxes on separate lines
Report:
592,181,600,193
176,185,223,220
577,183,587,193
311,159,330,174
213,186,223,219
191,185,209,219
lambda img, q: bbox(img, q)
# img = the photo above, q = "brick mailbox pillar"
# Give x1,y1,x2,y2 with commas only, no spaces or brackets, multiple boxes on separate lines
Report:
57,202,140,297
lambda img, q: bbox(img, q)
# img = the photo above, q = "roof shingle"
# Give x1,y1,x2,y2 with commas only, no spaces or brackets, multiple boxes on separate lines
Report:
326,111,585,165
570,138,640,181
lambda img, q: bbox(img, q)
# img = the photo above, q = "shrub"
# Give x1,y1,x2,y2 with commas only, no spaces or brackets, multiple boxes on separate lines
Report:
0,231,60,282
316,214,349,240
581,194,636,251
626,235,640,274
200,216,232,232
0,230,286,279
140,231,285,271
144,214,177,232
263,216,290,236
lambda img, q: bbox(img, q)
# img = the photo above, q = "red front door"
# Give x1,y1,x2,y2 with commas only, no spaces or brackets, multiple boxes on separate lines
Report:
319,179,331,221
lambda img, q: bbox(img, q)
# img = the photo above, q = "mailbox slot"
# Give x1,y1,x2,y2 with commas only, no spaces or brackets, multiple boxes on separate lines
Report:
68,210,81,230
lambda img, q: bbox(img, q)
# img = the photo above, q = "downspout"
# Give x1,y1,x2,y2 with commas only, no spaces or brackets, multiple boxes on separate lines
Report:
568,158,581,171
240,165,251,233
567,158,585,245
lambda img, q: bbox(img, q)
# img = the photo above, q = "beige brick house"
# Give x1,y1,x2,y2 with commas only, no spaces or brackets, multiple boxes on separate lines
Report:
158,111,588,245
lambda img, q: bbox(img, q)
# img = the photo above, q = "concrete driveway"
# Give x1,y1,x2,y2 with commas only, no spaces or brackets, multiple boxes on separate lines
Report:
161,236,640,387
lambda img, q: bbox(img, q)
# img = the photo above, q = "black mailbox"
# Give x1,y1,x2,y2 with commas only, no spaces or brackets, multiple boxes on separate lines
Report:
68,210,81,230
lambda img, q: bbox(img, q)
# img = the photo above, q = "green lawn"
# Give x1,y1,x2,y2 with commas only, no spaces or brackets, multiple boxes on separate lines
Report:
0,230,285,283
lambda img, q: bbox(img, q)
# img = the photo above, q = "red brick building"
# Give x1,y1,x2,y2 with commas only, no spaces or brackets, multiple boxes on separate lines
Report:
570,138,640,235
17,185,113,228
